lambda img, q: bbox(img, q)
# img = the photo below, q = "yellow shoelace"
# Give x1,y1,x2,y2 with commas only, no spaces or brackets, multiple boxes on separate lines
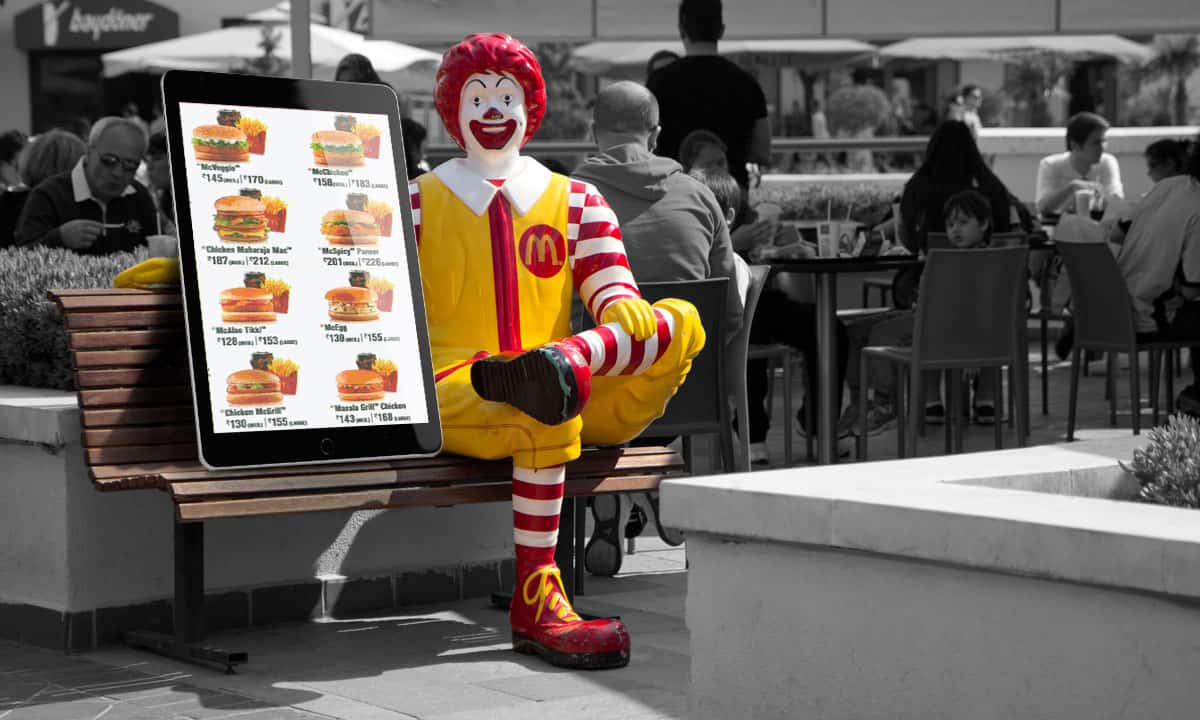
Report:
521,566,581,625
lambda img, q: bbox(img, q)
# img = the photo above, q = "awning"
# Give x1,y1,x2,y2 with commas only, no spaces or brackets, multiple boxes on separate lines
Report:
572,39,877,76
100,23,441,78
879,35,1153,63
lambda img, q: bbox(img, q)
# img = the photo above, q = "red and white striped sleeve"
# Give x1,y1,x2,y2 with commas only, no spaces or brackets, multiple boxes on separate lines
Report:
408,180,421,247
566,179,641,322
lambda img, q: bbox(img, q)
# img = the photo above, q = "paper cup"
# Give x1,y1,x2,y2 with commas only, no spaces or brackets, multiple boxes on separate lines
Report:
147,234,178,258
817,221,859,258
1074,189,1092,216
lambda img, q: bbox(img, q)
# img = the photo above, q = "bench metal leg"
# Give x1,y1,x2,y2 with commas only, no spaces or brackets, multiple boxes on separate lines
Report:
125,522,247,673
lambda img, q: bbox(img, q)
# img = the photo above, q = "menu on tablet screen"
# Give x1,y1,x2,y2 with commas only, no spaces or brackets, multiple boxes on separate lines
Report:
178,102,429,434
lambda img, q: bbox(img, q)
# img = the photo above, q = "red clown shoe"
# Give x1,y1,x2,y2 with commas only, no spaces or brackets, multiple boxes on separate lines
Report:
510,554,630,669
471,342,592,426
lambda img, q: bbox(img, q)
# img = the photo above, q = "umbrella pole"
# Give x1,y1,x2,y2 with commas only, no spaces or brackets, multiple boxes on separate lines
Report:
291,0,312,79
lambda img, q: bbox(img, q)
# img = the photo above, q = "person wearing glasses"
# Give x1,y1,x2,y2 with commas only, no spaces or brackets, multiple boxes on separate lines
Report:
14,116,157,254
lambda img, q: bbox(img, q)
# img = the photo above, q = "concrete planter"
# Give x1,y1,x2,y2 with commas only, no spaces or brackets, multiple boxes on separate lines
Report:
0,385,513,652
663,437,1200,720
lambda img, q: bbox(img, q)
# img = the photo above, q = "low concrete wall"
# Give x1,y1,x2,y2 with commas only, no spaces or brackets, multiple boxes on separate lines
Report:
762,125,1200,205
0,386,513,650
663,438,1200,720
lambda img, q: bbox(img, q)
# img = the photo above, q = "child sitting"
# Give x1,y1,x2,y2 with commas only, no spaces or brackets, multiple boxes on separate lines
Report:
846,189,999,428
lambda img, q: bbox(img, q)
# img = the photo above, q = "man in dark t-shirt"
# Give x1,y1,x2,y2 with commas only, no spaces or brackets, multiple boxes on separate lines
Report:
15,116,157,254
647,0,770,189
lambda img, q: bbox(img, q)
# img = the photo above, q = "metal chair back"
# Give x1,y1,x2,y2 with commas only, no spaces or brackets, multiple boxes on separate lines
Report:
727,266,774,471
1056,242,1138,352
638,278,733,470
910,247,1029,370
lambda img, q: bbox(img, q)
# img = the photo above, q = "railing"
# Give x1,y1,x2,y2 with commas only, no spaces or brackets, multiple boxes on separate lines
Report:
423,135,931,163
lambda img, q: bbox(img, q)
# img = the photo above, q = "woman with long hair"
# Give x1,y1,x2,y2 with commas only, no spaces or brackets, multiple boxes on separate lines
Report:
898,120,1015,258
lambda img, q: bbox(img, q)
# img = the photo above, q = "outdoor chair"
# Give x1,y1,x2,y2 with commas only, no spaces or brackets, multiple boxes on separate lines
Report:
638,278,734,472
923,232,1032,433
858,246,1030,459
738,265,798,468
1057,242,1192,439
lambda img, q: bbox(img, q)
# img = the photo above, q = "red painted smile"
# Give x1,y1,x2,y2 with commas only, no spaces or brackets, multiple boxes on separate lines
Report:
470,119,518,150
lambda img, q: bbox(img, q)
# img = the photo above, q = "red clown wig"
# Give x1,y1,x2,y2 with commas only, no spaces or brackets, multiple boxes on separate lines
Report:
434,33,547,151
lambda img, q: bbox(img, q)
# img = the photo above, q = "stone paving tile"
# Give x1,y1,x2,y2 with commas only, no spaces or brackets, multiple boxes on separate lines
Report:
0,641,327,720
430,686,686,720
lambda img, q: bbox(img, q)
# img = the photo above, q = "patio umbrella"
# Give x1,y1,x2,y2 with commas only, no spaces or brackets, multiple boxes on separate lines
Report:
100,23,441,78
244,1,327,24
571,38,877,77
878,36,1153,63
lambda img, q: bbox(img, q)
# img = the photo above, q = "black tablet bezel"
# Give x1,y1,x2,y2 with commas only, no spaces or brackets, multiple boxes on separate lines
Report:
161,70,442,469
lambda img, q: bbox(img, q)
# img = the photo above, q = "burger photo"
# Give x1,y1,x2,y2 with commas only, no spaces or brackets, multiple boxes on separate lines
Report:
193,124,250,162
324,286,379,322
219,287,277,323
225,369,283,405
336,369,385,402
311,130,365,165
320,209,380,245
213,195,269,243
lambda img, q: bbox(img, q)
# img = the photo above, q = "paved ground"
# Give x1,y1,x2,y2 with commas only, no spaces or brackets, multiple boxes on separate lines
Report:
1,334,1184,719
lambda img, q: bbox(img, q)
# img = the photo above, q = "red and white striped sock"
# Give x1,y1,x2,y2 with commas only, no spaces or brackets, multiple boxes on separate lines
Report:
561,307,676,377
512,465,565,563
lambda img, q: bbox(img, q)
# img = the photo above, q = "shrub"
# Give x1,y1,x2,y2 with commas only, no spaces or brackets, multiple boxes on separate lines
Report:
752,183,899,227
0,245,148,391
1124,414,1200,509
826,84,891,136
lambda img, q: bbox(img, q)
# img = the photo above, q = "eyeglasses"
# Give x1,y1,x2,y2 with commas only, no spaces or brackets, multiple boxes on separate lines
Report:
94,152,140,173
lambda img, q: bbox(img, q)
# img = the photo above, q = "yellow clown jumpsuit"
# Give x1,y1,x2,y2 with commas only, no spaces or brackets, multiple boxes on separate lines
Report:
411,165,705,469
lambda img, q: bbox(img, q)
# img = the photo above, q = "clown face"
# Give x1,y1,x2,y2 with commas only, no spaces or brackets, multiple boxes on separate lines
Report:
458,72,527,160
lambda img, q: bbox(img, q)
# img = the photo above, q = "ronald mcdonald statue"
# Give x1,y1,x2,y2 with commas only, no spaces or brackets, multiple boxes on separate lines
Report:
410,33,704,670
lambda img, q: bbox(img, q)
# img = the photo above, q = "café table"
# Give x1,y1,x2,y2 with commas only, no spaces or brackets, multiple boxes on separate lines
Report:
769,255,922,464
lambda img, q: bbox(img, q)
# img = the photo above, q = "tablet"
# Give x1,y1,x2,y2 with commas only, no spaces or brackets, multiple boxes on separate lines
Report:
161,70,441,469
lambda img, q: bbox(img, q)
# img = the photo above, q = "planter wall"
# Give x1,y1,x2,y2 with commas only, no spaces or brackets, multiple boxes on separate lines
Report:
663,437,1200,720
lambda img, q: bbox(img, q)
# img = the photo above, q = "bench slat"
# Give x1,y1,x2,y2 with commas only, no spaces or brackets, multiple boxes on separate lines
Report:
86,443,198,466
50,288,167,298
76,368,189,389
58,294,182,311
173,473,669,522
74,348,186,368
102,446,681,486
69,329,185,351
82,406,195,428
80,386,192,408
66,310,183,330
82,425,196,447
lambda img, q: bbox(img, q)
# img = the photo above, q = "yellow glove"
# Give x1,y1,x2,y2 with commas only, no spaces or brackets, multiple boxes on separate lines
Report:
600,297,657,341
113,257,181,290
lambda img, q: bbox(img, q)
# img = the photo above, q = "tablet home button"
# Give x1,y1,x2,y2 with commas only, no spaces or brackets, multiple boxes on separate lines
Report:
319,438,335,456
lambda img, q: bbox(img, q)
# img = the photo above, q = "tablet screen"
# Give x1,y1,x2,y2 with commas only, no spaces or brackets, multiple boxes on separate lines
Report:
176,101,429,436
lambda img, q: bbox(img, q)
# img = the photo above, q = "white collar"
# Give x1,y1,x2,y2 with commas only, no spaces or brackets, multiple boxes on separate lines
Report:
431,156,552,217
71,157,138,204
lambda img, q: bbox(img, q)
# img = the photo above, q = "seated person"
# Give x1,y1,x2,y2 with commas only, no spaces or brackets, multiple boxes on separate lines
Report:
1144,138,1190,184
0,129,86,249
892,121,1019,310
1103,136,1200,414
1035,112,1124,357
693,167,852,463
573,81,743,338
1035,112,1124,218
849,190,1001,426
14,116,157,254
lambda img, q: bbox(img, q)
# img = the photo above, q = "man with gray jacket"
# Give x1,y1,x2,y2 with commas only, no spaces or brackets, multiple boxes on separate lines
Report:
573,80,743,335
572,80,743,576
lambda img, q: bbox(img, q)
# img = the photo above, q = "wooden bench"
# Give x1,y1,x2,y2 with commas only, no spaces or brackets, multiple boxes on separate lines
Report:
48,288,686,672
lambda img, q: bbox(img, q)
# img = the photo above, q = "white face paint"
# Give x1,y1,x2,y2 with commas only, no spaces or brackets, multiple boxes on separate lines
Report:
458,72,527,163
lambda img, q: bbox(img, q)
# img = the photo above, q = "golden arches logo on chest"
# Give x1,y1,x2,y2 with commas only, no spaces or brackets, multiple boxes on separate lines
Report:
518,224,567,278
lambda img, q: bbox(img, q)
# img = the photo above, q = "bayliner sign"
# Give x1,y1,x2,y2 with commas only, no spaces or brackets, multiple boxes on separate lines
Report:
15,0,179,50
